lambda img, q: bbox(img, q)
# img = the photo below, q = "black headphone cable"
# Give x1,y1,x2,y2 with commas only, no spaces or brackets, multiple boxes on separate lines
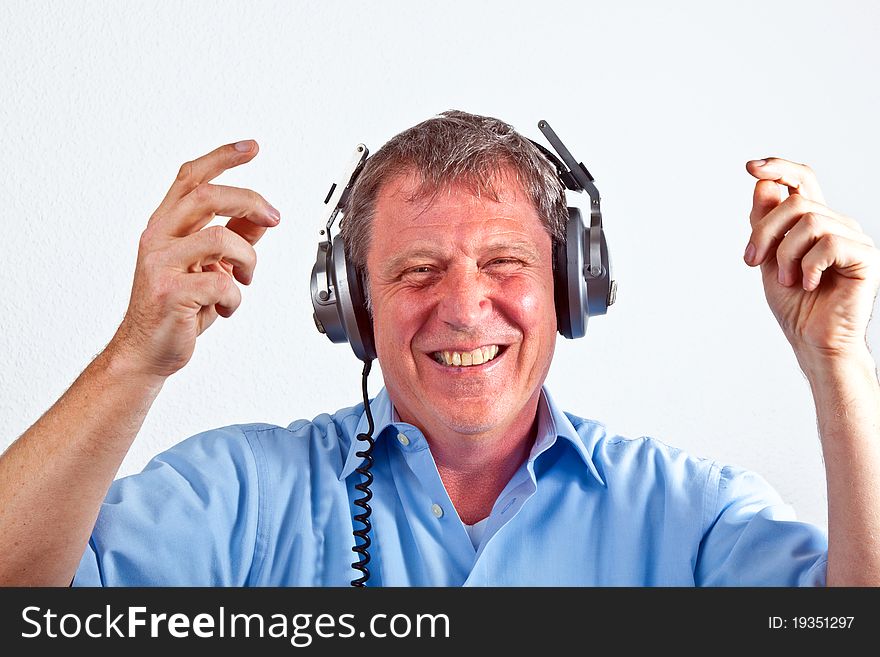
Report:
350,359,375,586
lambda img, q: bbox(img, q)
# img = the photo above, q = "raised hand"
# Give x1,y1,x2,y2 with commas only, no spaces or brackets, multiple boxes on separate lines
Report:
744,158,880,364
110,140,281,378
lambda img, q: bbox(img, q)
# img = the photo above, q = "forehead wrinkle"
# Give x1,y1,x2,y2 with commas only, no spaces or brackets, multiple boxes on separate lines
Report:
382,166,531,223
395,220,537,251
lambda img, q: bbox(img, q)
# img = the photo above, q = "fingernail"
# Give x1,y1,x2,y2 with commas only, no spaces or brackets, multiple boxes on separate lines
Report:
234,140,255,152
266,204,281,223
777,268,787,285
751,159,767,167
743,242,756,265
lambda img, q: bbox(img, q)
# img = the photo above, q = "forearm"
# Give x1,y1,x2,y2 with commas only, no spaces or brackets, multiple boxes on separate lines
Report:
800,348,880,586
0,344,165,585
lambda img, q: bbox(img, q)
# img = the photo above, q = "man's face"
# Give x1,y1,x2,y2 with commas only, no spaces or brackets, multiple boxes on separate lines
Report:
366,169,557,438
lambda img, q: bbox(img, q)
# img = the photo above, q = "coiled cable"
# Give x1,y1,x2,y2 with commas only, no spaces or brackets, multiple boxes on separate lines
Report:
350,359,375,587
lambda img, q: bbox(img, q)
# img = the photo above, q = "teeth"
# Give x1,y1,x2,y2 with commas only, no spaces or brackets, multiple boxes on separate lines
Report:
434,345,501,367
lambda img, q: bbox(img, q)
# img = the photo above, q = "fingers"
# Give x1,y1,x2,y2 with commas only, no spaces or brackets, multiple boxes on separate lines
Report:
225,215,269,247
155,183,281,237
745,193,863,266
746,157,826,205
169,225,258,285
180,270,243,318
157,140,260,212
800,236,878,292
750,179,782,225
744,159,875,292
118,141,278,377
773,213,874,288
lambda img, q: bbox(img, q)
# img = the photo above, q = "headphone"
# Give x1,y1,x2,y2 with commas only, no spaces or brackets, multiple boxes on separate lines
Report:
310,120,617,362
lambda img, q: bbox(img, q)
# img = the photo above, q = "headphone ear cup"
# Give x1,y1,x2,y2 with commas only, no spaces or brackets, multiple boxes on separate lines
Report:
331,234,376,361
553,230,572,339
554,208,588,339
585,227,612,319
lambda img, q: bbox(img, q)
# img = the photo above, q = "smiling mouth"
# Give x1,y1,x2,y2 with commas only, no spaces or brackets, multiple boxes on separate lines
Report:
431,345,503,367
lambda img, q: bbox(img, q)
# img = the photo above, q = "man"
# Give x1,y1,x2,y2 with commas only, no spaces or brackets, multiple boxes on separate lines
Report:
1,111,878,586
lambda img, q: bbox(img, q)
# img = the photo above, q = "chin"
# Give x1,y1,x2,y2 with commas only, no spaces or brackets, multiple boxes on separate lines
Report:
429,397,512,436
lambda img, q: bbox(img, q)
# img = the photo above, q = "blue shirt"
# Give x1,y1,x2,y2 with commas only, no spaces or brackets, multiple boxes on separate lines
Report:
73,387,828,586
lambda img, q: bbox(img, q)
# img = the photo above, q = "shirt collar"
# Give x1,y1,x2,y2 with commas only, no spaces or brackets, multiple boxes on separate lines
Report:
338,386,605,487
531,387,606,486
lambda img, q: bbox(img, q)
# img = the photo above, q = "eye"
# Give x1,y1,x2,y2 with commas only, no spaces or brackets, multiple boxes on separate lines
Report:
484,258,523,270
400,265,441,285
402,265,438,277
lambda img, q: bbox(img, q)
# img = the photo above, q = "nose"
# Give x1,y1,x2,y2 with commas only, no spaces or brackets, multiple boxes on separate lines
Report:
436,265,491,330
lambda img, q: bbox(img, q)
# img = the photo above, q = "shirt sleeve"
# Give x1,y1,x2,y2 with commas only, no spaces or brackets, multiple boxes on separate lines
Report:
695,464,828,586
72,425,264,586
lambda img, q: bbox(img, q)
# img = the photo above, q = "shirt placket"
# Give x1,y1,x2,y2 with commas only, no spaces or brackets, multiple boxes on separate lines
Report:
388,425,478,585
462,459,539,585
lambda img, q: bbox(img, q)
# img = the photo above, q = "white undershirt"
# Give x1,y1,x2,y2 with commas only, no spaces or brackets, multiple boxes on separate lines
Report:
463,516,490,549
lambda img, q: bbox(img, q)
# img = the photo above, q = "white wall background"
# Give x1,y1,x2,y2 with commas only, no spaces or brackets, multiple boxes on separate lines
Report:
1,0,879,532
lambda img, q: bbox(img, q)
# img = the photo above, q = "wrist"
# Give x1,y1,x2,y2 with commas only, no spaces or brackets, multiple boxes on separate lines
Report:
794,344,877,383
98,339,168,392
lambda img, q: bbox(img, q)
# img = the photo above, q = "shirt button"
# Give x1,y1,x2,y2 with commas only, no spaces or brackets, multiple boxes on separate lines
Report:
431,503,444,518
396,432,410,447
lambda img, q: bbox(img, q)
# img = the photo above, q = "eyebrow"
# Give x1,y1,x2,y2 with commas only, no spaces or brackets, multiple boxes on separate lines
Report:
380,241,541,275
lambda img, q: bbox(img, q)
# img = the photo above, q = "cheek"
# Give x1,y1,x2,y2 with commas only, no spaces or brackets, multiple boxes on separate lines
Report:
503,277,555,333
518,289,541,316
373,290,432,353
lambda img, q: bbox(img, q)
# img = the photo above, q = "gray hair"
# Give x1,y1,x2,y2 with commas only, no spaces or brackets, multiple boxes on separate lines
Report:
339,110,567,306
